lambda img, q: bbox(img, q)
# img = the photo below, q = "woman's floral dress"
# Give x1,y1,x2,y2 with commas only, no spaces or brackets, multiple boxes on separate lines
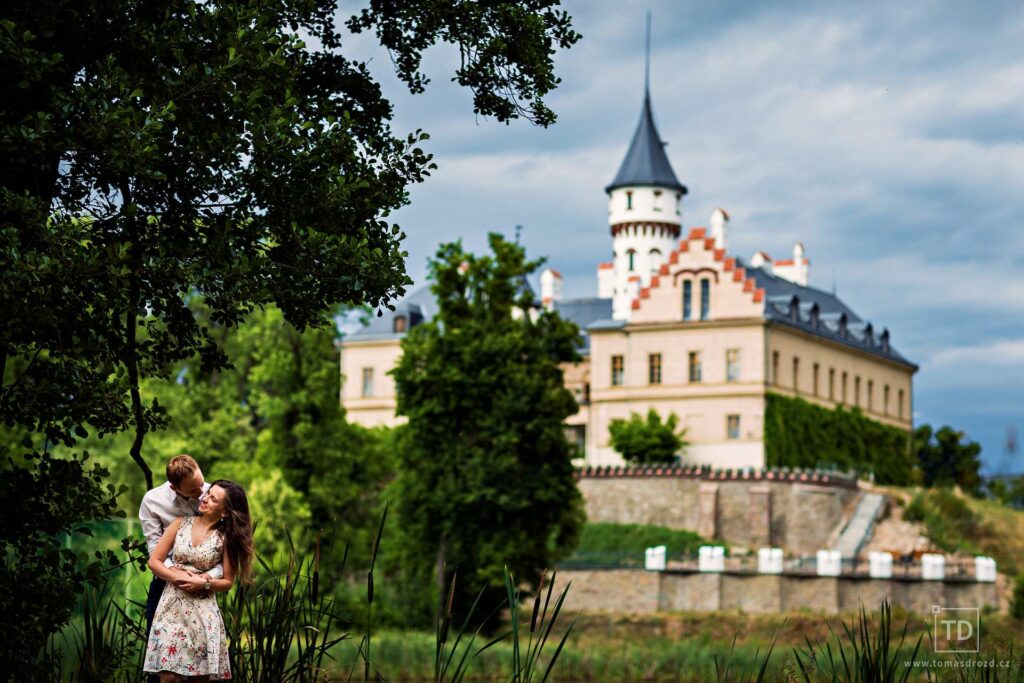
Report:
143,517,231,679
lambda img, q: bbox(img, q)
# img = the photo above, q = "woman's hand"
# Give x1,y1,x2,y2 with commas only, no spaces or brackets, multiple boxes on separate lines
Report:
174,572,209,595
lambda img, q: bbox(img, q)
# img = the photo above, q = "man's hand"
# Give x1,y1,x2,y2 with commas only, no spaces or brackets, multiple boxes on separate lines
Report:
174,573,209,594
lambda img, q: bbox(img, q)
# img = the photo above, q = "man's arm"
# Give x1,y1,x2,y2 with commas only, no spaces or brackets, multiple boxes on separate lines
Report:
138,492,164,554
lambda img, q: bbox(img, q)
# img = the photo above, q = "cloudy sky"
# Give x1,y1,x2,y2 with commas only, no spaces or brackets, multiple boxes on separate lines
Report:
346,1,1023,473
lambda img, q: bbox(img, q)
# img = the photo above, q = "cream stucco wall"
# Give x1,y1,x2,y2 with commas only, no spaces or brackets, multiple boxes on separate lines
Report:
587,321,767,467
340,338,403,428
765,325,913,430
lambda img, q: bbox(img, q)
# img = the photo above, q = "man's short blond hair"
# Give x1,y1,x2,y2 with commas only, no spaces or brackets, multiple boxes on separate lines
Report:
166,454,199,486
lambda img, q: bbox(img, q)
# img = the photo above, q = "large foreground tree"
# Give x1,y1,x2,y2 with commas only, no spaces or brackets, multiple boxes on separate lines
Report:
0,0,577,669
391,234,585,629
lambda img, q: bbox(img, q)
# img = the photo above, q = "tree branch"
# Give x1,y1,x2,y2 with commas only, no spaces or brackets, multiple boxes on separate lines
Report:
121,179,153,491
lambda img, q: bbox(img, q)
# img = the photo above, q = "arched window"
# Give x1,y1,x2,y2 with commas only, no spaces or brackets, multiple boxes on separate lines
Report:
649,248,661,274
627,249,636,272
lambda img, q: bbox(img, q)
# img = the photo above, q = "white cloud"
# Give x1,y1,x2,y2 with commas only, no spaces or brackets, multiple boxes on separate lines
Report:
930,339,1024,367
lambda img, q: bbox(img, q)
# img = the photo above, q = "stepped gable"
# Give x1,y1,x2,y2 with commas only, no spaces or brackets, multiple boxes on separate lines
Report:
624,228,915,367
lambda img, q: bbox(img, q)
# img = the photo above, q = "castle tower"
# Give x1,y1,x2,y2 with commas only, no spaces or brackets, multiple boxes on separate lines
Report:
600,22,687,320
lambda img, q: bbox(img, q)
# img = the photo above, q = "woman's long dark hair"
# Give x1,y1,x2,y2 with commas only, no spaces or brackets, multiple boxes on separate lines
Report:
210,479,254,585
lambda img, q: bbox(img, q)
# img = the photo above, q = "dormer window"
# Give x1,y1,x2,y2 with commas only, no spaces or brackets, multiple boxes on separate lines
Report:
626,191,634,210
393,315,407,333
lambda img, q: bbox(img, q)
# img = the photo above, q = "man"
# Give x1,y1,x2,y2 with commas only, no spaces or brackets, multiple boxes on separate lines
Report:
139,454,223,681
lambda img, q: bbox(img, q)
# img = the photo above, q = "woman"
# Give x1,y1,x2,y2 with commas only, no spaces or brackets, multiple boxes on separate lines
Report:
143,479,254,682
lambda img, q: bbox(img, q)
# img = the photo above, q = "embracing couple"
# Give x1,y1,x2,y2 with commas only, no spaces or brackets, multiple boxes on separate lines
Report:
139,454,255,682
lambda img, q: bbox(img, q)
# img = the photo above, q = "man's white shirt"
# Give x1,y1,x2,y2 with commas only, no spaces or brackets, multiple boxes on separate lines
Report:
138,481,224,579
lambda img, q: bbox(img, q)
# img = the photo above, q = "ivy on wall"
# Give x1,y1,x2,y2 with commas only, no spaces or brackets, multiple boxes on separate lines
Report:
764,393,914,485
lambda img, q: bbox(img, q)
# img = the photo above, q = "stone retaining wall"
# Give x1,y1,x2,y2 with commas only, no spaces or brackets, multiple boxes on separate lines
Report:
577,466,860,553
549,568,1000,615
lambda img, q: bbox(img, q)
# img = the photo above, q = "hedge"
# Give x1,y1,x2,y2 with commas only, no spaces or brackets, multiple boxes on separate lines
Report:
764,392,914,485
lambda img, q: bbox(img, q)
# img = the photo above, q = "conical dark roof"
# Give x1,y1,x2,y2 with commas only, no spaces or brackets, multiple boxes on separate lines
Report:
606,94,686,194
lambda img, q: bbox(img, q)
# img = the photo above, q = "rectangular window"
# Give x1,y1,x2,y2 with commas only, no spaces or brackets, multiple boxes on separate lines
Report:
688,351,702,383
867,380,874,411
829,368,835,400
772,351,780,385
682,280,692,321
611,355,624,386
699,278,710,320
648,353,662,385
583,383,591,405
812,363,820,397
726,414,741,440
726,349,741,382
884,385,890,415
564,425,586,458
898,389,905,419
361,367,374,397
854,376,861,407
842,372,848,404
626,191,633,210
792,357,800,394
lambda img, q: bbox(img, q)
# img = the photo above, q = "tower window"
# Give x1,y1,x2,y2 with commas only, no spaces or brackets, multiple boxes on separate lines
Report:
726,349,741,382
675,192,682,215
688,351,702,383
653,189,663,212
682,280,692,321
626,191,633,210
627,249,636,272
699,278,710,320
648,353,662,385
611,355,624,386
649,248,661,274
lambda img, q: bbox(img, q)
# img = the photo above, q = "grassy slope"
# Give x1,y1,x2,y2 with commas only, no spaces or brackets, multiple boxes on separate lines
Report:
885,486,1024,575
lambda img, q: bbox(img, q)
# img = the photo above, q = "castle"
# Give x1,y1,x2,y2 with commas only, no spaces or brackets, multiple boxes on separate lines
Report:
340,81,917,469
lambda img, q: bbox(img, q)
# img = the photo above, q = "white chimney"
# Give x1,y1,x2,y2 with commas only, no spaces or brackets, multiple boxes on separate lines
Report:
710,208,729,250
540,268,564,311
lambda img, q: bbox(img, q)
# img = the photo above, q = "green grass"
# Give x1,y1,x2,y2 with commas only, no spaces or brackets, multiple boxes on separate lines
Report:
574,522,710,556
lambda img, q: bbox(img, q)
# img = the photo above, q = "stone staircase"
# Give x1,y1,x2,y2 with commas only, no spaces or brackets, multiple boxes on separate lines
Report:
834,492,886,558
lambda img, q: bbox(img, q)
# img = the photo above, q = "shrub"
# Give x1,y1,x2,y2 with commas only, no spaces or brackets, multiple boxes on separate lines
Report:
1012,574,1024,622
608,409,688,464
